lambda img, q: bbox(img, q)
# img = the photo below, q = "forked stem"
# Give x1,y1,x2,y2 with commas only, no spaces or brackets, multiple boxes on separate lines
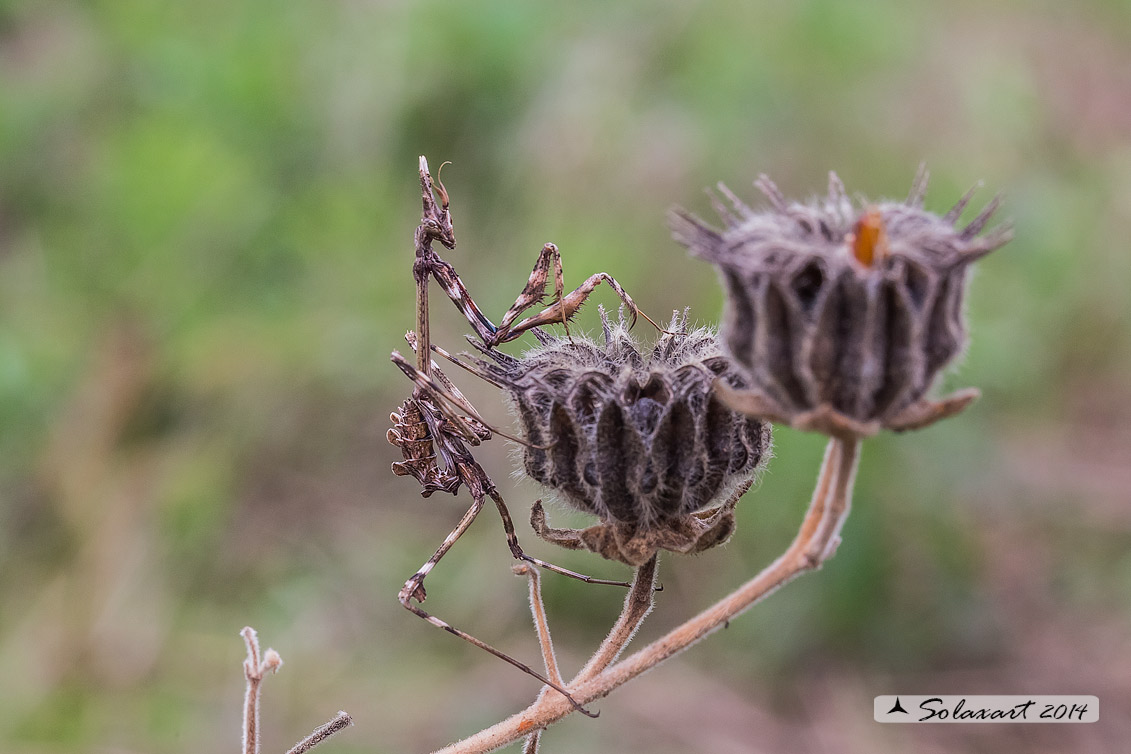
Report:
515,555,658,751
242,626,275,754
240,627,351,754
434,436,860,754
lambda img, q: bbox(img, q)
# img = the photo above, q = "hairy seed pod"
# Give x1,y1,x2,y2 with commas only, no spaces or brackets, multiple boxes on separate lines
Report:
669,167,1012,438
470,309,771,565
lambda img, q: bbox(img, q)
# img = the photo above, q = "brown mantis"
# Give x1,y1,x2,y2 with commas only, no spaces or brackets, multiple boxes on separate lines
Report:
386,156,662,715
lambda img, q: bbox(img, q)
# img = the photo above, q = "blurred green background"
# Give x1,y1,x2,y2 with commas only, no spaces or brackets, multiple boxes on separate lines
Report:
2,0,1130,752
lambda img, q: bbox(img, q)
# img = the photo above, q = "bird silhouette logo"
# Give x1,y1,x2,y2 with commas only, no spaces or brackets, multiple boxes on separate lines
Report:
888,697,909,715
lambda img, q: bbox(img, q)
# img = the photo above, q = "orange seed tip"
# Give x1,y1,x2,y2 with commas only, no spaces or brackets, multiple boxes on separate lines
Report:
849,207,889,267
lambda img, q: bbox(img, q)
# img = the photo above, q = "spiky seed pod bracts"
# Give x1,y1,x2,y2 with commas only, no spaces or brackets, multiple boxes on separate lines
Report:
669,167,1012,438
470,309,771,566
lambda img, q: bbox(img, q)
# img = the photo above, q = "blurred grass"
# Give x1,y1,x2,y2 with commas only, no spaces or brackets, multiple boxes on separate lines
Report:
2,0,1131,752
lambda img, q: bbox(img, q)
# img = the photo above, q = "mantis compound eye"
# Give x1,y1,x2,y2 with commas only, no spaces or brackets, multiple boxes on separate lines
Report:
669,167,1012,438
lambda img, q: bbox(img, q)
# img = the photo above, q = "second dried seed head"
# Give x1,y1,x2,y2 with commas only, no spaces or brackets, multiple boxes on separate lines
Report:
670,167,1012,438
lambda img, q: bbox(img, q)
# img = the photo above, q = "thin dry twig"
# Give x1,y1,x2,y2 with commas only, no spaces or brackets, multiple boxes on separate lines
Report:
514,562,558,754
284,712,354,754
512,562,563,687
242,627,283,754
517,555,659,753
241,627,352,754
434,436,860,754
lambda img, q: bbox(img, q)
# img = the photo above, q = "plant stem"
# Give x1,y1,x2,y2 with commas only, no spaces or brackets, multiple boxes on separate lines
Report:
514,562,563,687
284,711,353,754
573,555,658,683
434,436,860,754
242,627,262,754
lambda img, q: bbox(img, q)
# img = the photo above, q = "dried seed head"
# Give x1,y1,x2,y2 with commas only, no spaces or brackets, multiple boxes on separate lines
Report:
470,309,771,565
669,168,1012,437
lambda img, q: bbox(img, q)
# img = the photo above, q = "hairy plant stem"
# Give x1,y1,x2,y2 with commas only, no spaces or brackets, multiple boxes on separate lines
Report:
574,554,658,683
240,627,351,754
284,712,353,754
513,562,563,687
242,627,267,754
434,436,860,754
